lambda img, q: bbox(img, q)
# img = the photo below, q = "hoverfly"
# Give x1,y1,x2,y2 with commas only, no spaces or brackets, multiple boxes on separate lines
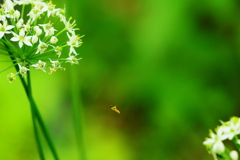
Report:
110,105,120,114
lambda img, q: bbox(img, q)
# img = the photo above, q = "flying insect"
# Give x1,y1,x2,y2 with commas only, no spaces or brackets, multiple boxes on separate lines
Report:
110,105,120,114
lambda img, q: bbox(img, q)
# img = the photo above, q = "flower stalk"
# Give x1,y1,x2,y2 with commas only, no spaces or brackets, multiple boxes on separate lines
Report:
6,42,59,159
70,65,86,160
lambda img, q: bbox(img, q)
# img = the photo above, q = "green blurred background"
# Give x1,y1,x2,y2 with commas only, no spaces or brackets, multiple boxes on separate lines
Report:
1,0,240,159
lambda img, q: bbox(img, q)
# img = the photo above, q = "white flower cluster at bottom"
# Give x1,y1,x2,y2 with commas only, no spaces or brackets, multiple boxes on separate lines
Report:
203,117,240,160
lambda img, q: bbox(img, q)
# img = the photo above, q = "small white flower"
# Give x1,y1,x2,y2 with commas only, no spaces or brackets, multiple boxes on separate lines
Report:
31,60,46,72
66,55,81,65
31,35,38,44
18,63,30,78
7,73,17,83
49,59,61,68
27,5,44,22
16,18,24,28
39,22,57,37
67,32,82,55
203,127,227,154
36,40,48,54
56,8,66,22
23,22,31,32
221,117,240,140
50,36,58,44
0,21,14,38
53,46,62,57
49,59,65,74
230,150,239,160
7,9,20,20
212,141,225,154
64,17,78,33
46,1,59,17
33,26,42,36
14,10,20,19
0,14,7,21
3,0,15,12
10,28,32,48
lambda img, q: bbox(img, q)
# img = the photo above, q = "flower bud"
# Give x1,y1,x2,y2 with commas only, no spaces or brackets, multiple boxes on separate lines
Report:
34,26,42,36
14,10,20,19
7,73,17,83
50,36,58,44
230,150,239,160
212,141,225,154
16,18,23,28
31,35,38,44
3,0,14,11
23,23,30,31
36,40,48,54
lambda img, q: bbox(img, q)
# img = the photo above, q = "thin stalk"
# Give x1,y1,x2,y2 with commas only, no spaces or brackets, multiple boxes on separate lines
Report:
7,46,45,159
233,136,240,152
55,28,67,37
3,36,18,53
0,43,16,53
0,64,14,74
32,100,60,160
26,72,45,160
0,60,18,62
0,52,13,56
20,72,60,160
21,5,25,19
18,68,60,160
70,65,86,160
5,43,59,159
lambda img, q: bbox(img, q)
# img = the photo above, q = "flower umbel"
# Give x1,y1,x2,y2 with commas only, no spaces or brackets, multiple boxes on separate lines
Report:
203,117,240,160
0,0,83,82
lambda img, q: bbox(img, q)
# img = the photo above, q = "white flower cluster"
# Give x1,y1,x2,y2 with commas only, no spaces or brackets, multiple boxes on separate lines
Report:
0,0,83,82
203,117,240,160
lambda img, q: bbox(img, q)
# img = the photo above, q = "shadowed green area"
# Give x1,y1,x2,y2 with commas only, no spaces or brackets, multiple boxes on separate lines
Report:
1,0,240,160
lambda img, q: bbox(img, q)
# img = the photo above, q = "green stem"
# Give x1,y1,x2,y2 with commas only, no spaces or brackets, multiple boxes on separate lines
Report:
32,100,60,160
70,65,86,160
7,48,45,159
10,18,18,33
55,28,67,37
0,64,14,73
5,43,60,159
26,71,45,160
2,36,18,54
222,146,231,160
19,68,60,160
19,67,60,160
21,5,25,19
233,136,240,152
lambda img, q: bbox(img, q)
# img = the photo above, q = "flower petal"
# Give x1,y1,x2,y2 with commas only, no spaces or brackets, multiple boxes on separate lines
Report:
24,40,32,46
19,41,23,48
6,25,14,30
0,32,4,39
10,37,19,41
